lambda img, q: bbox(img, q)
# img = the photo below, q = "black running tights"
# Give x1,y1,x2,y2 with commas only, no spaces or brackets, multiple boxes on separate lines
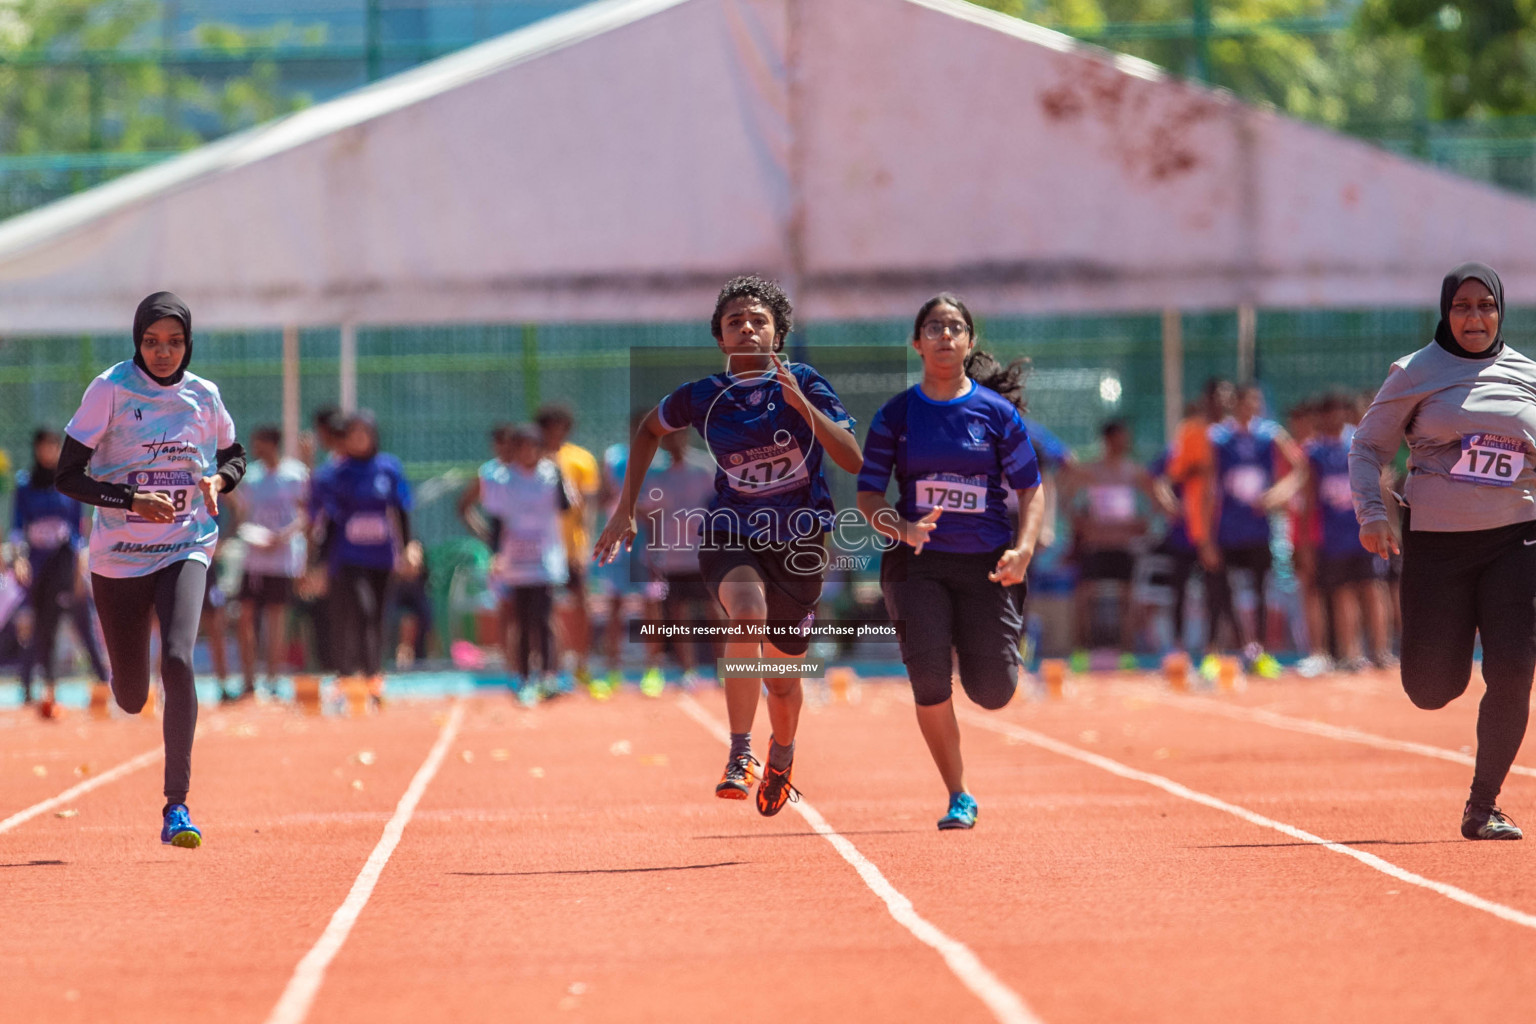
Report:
23,547,108,689
1400,521,1536,809
332,565,392,677
92,559,207,805
509,585,554,679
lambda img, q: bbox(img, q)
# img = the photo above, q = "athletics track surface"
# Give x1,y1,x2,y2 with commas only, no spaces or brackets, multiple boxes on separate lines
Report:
4,669,1536,1023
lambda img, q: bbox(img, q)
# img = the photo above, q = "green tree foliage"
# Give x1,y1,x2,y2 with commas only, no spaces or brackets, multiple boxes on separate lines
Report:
966,0,1424,130
1358,1,1536,118
0,0,315,155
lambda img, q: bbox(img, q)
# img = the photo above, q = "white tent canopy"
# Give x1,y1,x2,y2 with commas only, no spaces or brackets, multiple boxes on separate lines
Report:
1,0,1534,332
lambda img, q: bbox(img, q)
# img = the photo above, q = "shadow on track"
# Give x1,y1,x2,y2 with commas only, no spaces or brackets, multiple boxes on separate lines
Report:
450,861,747,877
693,830,923,840
1195,839,1465,849
0,859,66,868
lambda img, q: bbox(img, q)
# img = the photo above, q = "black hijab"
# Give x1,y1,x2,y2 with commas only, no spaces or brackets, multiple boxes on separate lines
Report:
1434,262,1504,360
132,291,193,386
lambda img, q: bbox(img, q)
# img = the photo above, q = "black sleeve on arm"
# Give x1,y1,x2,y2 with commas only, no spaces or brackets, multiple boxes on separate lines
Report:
215,443,247,493
398,509,413,546
55,435,138,510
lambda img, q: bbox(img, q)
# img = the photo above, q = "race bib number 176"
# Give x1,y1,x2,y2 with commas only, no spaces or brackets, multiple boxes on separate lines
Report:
1450,433,1526,488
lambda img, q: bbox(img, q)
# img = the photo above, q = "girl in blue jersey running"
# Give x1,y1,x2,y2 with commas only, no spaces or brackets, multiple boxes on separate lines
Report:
857,294,1044,831
309,412,420,707
594,275,863,816
12,428,110,717
56,292,247,848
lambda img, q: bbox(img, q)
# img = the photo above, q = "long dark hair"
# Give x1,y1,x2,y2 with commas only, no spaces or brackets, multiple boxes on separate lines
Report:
912,293,1029,412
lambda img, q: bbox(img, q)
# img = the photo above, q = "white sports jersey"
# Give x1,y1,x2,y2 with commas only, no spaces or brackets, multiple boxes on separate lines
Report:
240,457,309,578
65,361,237,578
480,458,568,586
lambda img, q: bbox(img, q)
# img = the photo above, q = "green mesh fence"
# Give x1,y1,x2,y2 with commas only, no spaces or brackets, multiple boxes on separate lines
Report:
0,307,1506,546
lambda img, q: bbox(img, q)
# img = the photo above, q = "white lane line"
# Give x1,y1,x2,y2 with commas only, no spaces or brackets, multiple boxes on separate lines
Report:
0,748,161,835
677,694,1043,1024
959,710,1536,932
1120,683,1536,779
264,702,465,1024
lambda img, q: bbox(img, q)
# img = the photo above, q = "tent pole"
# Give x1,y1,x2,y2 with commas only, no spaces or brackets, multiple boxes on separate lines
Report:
784,0,806,316
1237,303,1256,384
282,324,300,459
1161,308,1182,446
340,320,358,413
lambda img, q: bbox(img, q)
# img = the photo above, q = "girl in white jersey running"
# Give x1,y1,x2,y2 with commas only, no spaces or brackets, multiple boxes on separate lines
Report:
56,292,246,849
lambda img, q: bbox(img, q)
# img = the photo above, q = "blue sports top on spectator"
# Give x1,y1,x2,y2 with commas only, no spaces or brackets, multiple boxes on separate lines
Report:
857,382,1041,554
1211,417,1282,548
1307,431,1366,558
1149,450,1194,554
656,362,854,542
1021,416,1072,470
313,453,412,570
11,471,85,556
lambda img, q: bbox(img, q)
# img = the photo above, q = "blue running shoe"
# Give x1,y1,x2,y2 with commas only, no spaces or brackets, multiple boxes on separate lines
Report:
161,804,202,848
937,792,978,831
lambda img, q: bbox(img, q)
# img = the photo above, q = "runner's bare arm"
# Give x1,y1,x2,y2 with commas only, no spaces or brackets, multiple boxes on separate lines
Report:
771,356,863,474
855,491,941,554
989,485,1043,585
592,406,667,564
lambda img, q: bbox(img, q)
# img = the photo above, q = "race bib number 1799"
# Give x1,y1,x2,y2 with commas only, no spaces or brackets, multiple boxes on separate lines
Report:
1450,433,1526,488
915,474,987,514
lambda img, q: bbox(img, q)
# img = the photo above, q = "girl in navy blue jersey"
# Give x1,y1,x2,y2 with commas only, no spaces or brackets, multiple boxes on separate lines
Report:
594,275,862,816
11,428,109,716
309,412,420,706
857,294,1043,831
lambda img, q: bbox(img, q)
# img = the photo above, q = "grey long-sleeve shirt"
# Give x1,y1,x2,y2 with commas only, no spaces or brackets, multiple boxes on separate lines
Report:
1350,341,1536,532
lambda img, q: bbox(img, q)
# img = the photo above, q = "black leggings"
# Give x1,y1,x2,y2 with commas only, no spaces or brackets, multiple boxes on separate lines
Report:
508,585,554,678
22,547,107,689
332,565,392,677
92,560,207,805
1401,520,1536,808
880,545,1023,709
1207,544,1272,650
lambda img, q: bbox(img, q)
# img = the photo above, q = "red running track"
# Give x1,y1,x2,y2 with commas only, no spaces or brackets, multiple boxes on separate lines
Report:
3,667,1536,1023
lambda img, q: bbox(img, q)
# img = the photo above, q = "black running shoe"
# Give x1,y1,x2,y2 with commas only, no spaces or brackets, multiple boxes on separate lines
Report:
1462,803,1524,841
715,753,760,801
755,760,800,817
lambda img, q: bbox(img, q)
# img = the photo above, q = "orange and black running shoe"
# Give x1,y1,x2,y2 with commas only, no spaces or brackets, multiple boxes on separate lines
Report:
755,760,800,817
715,753,760,800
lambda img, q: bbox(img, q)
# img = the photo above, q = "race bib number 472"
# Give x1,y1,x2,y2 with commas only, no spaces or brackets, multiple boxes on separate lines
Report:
726,440,809,496
126,470,197,522
1451,433,1526,488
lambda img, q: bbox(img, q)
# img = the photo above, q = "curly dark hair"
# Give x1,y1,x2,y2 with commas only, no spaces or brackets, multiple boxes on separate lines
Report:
710,274,794,352
913,293,1030,412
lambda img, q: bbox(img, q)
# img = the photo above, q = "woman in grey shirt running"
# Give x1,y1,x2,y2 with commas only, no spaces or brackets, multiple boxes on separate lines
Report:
1350,262,1536,841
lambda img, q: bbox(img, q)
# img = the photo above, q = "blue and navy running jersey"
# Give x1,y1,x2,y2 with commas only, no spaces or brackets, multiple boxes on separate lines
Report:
1306,430,1365,558
1211,418,1282,549
11,471,85,557
857,383,1041,554
312,454,412,570
657,362,854,541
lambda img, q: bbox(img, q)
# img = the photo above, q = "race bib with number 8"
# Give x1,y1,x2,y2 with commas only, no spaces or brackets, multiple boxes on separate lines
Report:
727,441,809,496
915,474,987,514
126,470,196,523
1451,433,1526,488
